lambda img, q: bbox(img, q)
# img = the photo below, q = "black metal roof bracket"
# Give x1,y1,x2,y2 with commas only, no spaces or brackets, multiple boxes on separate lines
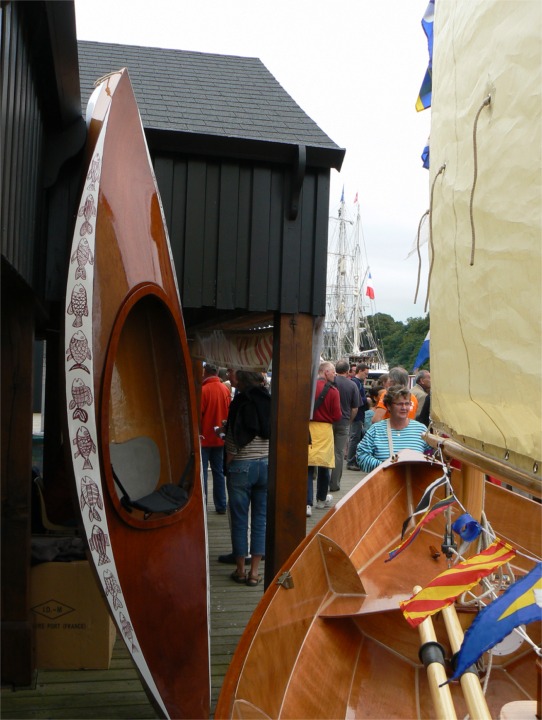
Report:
288,144,306,221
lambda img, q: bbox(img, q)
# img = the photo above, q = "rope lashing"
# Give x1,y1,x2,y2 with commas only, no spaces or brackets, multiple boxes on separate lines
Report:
413,209,429,304
469,95,492,266
424,163,446,313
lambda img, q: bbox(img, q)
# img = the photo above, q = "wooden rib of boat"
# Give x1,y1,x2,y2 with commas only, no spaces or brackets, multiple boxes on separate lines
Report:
215,450,540,719
64,69,209,720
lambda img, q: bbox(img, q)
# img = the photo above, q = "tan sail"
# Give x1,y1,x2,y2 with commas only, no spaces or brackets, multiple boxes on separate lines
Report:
427,0,541,482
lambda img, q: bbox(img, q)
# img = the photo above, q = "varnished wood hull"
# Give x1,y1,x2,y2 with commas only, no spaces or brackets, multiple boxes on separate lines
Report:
216,451,540,719
65,70,209,719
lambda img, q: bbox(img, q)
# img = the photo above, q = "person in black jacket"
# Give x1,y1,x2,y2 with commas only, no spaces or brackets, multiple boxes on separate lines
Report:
224,371,271,587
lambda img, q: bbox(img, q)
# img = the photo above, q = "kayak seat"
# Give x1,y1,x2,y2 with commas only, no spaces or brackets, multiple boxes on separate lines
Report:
110,436,193,519
117,479,189,519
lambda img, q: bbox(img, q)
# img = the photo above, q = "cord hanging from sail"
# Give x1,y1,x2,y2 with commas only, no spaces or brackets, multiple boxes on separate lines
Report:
469,95,492,266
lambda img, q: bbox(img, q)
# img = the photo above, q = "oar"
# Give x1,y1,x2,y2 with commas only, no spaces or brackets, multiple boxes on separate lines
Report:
414,585,458,720
441,603,492,720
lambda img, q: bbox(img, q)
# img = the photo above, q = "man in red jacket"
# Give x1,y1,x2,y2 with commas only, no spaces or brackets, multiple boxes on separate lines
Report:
200,363,231,513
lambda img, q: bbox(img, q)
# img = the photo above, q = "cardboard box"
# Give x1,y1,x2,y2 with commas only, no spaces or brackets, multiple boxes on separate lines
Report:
30,560,116,670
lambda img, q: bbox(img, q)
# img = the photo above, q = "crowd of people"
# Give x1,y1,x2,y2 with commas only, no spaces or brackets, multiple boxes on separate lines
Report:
199,358,431,585
306,362,431,512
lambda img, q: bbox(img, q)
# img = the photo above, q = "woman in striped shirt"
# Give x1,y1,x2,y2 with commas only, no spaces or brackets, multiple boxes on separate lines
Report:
356,386,431,472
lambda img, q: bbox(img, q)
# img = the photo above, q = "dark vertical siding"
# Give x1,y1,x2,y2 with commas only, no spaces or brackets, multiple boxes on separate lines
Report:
216,163,239,309
154,153,330,317
154,157,174,237
235,166,251,309
249,169,271,310
267,169,284,309
298,174,316,310
0,3,44,288
184,159,207,306
202,163,219,306
312,171,330,314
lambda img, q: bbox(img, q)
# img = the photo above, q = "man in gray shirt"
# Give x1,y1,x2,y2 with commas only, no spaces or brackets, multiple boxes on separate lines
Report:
329,359,359,492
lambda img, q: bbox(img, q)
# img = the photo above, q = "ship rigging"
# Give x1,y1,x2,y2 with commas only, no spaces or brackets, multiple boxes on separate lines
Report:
323,192,387,370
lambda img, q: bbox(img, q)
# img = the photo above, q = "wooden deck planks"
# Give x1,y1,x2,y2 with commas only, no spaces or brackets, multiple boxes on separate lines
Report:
2,470,363,719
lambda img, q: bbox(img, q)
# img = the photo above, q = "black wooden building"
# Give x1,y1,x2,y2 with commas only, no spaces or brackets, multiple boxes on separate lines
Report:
1,1,344,686
78,40,344,329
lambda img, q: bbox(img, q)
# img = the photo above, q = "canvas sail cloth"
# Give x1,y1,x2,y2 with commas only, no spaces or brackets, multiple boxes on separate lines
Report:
428,0,541,480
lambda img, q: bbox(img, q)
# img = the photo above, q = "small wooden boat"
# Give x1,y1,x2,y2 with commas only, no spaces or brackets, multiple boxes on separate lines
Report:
216,2,541,718
64,69,209,719
215,451,540,718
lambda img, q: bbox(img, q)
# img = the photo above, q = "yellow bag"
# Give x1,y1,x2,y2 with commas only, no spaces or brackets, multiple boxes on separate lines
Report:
308,421,335,468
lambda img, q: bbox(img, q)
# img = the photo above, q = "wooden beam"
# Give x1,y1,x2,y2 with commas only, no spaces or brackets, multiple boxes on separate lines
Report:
1,269,34,685
265,313,313,587
461,464,485,523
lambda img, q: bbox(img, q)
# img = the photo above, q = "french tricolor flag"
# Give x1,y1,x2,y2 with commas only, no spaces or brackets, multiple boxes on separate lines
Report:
366,272,375,300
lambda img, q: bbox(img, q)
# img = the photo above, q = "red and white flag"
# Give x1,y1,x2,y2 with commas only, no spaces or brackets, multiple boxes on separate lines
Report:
366,272,375,300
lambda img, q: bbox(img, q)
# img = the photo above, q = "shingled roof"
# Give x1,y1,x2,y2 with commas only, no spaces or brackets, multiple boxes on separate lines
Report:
78,41,344,167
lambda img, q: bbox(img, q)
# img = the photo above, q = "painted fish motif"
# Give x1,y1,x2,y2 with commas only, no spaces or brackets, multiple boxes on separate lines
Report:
118,612,138,653
66,331,91,373
71,237,94,280
73,426,96,470
80,477,103,522
67,283,89,328
88,523,110,565
69,378,93,422
86,154,101,191
103,569,123,610
78,194,96,236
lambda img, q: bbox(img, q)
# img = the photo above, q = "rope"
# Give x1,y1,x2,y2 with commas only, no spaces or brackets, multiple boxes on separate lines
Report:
424,164,446,312
469,95,492,266
413,209,430,304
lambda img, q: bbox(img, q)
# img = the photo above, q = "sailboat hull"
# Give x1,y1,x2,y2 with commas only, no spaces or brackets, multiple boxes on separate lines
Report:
216,451,540,719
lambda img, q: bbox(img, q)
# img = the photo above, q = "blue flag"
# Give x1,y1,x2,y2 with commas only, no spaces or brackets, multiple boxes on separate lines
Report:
415,0,435,112
421,140,430,170
412,332,430,371
449,563,542,681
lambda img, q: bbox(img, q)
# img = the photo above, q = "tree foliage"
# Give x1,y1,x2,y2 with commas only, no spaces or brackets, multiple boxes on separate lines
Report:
368,313,430,372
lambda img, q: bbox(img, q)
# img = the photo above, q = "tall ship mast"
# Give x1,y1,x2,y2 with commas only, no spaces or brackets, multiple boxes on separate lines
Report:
323,190,387,369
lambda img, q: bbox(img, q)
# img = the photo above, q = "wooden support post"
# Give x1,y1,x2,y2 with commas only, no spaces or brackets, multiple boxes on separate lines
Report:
1,269,35,685
441,604,492,720
265,313,313,588
414,586,458,720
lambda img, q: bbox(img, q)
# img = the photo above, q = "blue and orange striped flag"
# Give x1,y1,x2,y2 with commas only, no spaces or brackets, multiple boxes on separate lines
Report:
400,539,516,627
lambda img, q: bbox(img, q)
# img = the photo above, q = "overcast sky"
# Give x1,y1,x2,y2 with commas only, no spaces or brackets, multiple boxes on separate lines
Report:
74,0,431,322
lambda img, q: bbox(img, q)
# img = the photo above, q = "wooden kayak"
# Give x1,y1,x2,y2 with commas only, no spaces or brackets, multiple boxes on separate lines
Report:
64,69,209,719
215,450,541,719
